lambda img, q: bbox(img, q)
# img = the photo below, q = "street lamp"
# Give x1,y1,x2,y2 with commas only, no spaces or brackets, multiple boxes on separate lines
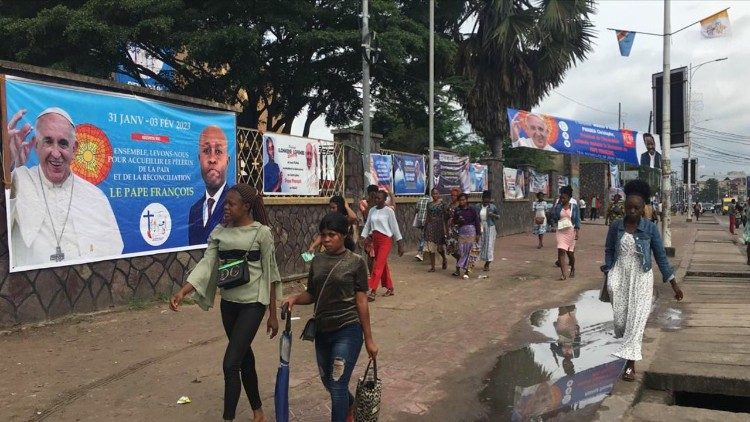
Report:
686,57,728,222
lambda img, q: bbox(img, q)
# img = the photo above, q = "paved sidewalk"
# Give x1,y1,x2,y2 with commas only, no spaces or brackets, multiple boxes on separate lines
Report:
0,221,687,422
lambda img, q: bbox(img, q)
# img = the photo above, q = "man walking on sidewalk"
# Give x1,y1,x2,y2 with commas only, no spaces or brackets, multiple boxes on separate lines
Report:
729,199,737,235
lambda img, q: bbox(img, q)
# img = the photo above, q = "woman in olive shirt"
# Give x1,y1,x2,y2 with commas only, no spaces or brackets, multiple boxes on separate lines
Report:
283,212,378,422
171,184,281,422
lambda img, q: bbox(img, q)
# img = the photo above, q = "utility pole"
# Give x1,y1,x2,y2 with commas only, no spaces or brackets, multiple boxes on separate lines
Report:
428,0,435,191
361,0,371,188
661,0,673,250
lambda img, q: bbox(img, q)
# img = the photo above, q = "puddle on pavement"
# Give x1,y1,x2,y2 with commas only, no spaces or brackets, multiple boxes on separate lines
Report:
478,290,626,422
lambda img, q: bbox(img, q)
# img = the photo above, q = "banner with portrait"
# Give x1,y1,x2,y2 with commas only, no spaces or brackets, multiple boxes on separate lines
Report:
529,170,549,195
433,150,470,194
368,153,393,191
557,175,570,189
393,152,426,195
469,163,488,193
503,167,525,200
508,108,663,166
262,133,320,196
2,76,236,272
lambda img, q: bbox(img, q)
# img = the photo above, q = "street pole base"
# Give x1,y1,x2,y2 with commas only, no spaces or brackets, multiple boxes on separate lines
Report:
665,246,676,257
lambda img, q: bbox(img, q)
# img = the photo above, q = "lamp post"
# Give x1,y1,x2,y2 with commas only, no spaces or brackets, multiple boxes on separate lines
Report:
685,57,728,222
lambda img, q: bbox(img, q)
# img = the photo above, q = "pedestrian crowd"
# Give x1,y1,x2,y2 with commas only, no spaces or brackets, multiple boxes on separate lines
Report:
168,180,688,421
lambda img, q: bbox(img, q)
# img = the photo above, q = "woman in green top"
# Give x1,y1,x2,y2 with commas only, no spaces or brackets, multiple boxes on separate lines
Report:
283,212,378,422
170,183,281,422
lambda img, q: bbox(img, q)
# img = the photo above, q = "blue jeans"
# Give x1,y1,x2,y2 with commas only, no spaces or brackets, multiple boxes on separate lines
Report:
315,323,364,422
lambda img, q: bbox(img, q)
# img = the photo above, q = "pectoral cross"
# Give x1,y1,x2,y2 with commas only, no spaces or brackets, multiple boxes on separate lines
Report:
50,246,65,262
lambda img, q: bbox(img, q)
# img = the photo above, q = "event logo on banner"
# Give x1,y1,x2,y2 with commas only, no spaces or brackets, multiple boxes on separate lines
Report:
393,153,426,195
262,133,320,196
2,76,236,272
529,170,549,195
469,163,488,193
433,151,470,194
369,154,393,191
507,108,658,166
503,168,525,200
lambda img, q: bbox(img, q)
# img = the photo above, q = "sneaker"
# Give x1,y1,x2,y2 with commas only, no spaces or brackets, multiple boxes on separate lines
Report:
415,253,424,261
462,274,469,279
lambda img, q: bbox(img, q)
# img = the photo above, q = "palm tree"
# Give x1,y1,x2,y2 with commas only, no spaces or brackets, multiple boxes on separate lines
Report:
456,0,596,193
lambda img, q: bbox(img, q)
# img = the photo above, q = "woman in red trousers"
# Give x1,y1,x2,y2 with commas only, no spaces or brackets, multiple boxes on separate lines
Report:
361,190,404,301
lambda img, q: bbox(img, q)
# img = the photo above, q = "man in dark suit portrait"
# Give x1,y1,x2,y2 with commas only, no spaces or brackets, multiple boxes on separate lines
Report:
639,133,662,169
189,125,230,245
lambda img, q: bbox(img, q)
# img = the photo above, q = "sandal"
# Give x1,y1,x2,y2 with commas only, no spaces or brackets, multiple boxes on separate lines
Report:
442,261,447,270
622,366,636,382
428,268,436,272
383,289,394,297
569,269,575,278
367,292,376,302
452,270,461,277
560,275,567,280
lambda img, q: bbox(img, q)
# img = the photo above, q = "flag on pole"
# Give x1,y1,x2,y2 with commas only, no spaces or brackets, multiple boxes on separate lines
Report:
700,10,731,38
616,30,636,56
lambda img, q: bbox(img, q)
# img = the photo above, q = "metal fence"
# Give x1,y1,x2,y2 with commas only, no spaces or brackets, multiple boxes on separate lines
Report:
236,127,346,197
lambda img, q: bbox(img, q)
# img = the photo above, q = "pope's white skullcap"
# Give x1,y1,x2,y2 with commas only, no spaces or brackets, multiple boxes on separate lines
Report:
37,107,75,127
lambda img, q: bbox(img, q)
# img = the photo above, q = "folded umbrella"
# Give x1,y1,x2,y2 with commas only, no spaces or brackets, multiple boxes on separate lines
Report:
275,304,292,422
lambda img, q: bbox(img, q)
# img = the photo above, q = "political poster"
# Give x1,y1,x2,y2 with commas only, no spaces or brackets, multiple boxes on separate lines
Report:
529,170,549,195
114,44,173,92
557,175,570,188
469,163,488,193
393,153,426,195
2,76,236,272
433,150,470,194
262,133,320,196
368,153,393,191
503,167,525,200
508,108,662,166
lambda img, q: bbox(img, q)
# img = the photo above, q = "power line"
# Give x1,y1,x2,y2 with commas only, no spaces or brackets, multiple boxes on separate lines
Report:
551,91,626,118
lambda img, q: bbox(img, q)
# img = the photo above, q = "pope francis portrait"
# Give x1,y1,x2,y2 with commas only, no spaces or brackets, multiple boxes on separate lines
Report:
6,107,123,268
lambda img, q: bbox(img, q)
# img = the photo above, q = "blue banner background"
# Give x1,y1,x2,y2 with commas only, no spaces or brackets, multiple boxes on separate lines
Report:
393,153,426,195
369,154,393,191
4,78,236,261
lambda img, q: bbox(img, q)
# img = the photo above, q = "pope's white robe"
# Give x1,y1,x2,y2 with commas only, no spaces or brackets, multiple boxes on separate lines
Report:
10,166,123,268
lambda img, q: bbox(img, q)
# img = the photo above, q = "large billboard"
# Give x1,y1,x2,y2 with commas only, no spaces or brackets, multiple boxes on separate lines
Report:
433,150,470,194
508,108,662,166
2,76,236,272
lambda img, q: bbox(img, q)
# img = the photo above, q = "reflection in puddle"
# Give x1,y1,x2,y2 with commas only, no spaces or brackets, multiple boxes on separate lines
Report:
479,290,625,421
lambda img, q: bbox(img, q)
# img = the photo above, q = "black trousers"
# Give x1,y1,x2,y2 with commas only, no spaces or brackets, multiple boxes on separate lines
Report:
220,300,266,420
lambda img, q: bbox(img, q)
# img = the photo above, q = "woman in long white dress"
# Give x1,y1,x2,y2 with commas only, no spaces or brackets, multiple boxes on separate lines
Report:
603,180,683,381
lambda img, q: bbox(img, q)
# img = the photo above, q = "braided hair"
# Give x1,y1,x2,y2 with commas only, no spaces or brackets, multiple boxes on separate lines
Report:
228,183,270,225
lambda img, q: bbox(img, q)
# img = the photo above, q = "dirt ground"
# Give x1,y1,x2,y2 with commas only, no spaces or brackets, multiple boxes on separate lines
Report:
0,219,692,421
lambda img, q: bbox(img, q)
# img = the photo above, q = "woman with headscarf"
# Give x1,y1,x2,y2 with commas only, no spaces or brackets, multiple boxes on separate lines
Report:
423,187,450,272
474,190,499,271
552,186,581,280
170,184,280,422
604,180,683,382
452,193,481,278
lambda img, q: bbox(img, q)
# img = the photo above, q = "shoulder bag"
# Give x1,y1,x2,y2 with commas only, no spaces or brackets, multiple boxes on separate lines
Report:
216,228,261,290
599,265,611,303
355,359,382,422
300,259,344,341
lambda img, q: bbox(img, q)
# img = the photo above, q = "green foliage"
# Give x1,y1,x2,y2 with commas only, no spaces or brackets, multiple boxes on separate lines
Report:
698,178,719,203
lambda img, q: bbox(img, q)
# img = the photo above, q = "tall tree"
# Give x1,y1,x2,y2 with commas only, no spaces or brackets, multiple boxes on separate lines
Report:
454,0,596,191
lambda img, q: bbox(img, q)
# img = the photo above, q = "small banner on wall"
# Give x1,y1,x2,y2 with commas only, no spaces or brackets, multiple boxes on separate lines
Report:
529,170,549,196
503,168,525,200
368,153,393,191
469,163,488,193
262,133,321,196
2,76,237,272
433,150,470,194
393,152,426,195
557,175,570,189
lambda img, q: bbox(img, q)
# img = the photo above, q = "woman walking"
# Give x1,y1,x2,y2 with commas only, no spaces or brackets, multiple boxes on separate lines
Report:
308,195,358,253
445,187,462,260
361,190,404,300
282,213,378,422
170,184,281,422
423,187,450,272
552,186,580,280
605,194,625,226
743,198,750,265
604,180,683,381
452,193,481,278
475,190,499,271
532,192,548,249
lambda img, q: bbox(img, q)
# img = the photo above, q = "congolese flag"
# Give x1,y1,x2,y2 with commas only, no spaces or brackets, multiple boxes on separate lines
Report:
616,30,636,57
700,10,731,38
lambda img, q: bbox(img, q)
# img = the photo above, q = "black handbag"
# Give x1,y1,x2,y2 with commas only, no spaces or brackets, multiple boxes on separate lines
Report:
301,260,343,341
599,265,611,303
216,229,260,290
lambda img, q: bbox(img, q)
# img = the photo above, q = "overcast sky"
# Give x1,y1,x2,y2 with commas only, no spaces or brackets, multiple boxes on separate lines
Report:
294,1,749,178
